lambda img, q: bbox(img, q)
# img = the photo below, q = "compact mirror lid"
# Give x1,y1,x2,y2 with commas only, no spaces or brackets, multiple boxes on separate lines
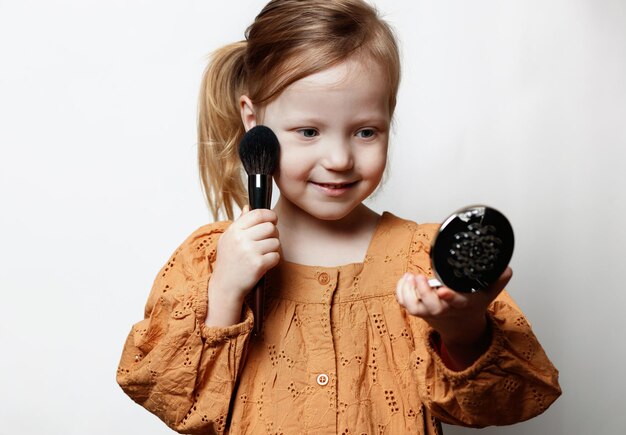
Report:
430,205,514,293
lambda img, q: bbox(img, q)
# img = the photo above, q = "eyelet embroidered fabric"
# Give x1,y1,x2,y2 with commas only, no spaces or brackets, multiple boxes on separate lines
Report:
117,212,560,434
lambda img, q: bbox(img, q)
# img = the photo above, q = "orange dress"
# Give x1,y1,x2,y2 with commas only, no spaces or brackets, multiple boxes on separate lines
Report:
117,212,561,434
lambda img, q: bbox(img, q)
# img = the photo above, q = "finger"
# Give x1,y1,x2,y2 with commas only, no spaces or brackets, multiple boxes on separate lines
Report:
261,251,281,269
395,273,408,306
436,286,470,309
249,251,281,282
401,274,423,315
247,221,279,241
484,267,513,300
496,267,513,288
436,286,457,303
256,237,280,255
237,208,278,229
415,274,445,314
233,205,250,224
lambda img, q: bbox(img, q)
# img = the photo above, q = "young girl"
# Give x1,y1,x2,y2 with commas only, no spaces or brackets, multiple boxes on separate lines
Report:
117,1,561,433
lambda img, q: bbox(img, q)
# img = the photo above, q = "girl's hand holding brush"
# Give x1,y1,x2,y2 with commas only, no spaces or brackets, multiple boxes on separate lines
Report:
205,206,281,327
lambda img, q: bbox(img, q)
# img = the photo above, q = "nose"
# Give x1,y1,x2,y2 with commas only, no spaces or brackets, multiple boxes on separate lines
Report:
321,136,354,171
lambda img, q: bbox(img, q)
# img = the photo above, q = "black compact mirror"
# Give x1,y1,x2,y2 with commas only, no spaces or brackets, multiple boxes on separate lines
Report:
428,205,514,293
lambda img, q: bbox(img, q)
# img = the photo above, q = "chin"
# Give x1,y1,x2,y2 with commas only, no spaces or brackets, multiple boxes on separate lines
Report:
301,202,364,222
277,188,373,222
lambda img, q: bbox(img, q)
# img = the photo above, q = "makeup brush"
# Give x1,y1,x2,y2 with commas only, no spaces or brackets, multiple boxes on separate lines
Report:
238,125,280,335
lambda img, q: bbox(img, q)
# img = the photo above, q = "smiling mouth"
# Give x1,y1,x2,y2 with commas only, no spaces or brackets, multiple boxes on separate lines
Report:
313,182,357,189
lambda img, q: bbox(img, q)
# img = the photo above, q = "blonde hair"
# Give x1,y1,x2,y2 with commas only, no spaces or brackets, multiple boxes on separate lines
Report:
198,0,401,221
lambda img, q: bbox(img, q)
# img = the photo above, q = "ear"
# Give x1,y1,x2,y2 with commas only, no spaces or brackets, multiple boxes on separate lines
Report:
239,95,257,131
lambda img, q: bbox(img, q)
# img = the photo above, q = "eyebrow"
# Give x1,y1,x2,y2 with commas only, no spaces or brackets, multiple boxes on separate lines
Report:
282,114,389,127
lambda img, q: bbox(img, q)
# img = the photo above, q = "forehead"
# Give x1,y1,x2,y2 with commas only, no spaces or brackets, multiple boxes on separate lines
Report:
294,58,387,97
267,58,391,120
297,58,381,88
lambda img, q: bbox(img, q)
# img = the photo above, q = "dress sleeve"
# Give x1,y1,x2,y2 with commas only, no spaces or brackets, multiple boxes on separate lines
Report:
408,223,562,427
116,221,254,434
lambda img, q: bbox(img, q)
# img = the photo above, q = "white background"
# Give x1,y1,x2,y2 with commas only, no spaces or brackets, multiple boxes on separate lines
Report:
1,0,625,434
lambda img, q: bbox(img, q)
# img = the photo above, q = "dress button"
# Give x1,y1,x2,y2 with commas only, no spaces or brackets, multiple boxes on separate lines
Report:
316,373,329,386
318,272,330,285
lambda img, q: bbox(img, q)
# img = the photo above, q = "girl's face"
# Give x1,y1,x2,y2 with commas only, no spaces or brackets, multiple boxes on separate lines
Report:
243,57,391,222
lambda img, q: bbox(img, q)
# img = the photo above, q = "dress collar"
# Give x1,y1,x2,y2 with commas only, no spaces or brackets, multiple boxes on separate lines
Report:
266,212,417,303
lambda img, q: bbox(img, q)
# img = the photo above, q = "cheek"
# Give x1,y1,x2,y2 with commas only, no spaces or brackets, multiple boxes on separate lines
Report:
360,147,388,179
274,147,310,185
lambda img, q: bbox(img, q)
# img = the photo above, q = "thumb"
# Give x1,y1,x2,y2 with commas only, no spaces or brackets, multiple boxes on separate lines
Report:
484,267,513,301
491,267,512,291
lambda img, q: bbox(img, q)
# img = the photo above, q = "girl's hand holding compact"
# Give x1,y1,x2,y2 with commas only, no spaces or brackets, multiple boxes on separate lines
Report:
395,267,513,369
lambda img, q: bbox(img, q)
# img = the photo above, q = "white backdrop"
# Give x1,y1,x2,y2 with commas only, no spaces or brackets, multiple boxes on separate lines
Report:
1,0,625,434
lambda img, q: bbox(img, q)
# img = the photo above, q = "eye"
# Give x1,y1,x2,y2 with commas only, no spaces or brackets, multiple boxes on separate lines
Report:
297,128,318,138
356,128,376,139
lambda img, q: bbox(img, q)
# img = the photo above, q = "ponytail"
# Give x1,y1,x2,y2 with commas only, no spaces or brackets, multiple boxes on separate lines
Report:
198,41,248,221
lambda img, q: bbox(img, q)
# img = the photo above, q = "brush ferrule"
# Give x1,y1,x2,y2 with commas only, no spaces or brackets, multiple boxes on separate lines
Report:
248,174,272,210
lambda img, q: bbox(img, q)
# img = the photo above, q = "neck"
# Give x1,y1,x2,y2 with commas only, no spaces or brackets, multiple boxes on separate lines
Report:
274,198,381,266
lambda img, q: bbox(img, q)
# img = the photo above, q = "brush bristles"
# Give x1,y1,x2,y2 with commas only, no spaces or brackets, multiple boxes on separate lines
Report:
238,125,280,175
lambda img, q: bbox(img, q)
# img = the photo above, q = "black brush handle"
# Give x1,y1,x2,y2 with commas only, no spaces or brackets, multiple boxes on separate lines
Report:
248,174,272,210
248,174,272,335
253,278,265,336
